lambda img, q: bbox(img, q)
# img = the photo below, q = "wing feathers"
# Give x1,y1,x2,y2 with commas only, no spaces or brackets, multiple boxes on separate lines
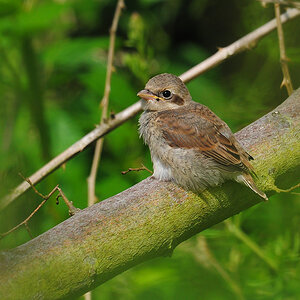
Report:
156,105,253,173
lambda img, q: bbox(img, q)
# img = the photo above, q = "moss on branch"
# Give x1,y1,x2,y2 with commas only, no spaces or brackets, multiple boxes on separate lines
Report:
0,89,299,300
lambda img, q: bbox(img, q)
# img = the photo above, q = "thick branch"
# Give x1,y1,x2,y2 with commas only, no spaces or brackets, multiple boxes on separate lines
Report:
1,7,299,210
1,89,299,300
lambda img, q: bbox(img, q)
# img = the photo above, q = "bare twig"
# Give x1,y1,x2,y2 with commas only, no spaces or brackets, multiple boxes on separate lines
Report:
0,175,79,240
0,196,47,239
1,8,299,211
56,187,80,216
0,87,299,298
0,101,142,211
260,0,300,9
274,4,294,95
18,173,58,200
0,176,58,240
85,2,125,299
272,182,300,194
121,164,153,175
224,220,278,272
87,0,125,206
179,8,300,82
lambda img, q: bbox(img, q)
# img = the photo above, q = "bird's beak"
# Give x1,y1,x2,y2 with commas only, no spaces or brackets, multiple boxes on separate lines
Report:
137,89,163,101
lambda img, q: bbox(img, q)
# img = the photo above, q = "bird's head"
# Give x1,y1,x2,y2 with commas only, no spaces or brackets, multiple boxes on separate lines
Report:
137,73,192,111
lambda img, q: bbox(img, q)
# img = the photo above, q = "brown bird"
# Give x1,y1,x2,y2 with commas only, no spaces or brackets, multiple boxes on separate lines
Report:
138,73,268,201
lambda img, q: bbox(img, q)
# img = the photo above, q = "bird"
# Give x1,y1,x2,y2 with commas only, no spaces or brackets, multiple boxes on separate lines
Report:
137,73,268,201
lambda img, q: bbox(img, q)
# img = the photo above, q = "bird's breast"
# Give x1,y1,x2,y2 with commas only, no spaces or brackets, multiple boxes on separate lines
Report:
139,111,159,145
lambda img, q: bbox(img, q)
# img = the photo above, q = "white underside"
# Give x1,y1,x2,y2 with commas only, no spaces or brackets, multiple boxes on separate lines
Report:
152,155,173,181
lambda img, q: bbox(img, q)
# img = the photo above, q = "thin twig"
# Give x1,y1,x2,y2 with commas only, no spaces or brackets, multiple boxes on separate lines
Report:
0,197,47,239
19,173,58,200
260,0,300,9
0,101,142,211
121,164,153,175
56,187,80,216
1,8,299,211
85,2,125,299
272,182,300,194
0,175,79,239
0,175,58,240
224,219,278,272
87,0,125,206
274,4,294,95
179,8,300,82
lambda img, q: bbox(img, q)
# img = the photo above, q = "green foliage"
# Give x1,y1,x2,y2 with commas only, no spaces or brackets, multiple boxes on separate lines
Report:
123,12,158,83
0,0,299,299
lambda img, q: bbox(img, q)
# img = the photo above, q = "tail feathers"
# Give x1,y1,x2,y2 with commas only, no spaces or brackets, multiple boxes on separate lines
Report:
236,174,268,201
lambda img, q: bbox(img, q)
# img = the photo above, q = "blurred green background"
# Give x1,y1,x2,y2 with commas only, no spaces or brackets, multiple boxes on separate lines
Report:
0,0,300,299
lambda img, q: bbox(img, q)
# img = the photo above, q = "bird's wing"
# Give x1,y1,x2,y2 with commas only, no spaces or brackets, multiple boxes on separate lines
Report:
156,105,254,173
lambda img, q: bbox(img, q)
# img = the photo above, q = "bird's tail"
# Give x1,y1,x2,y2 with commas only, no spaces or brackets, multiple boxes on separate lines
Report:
236,173,268,201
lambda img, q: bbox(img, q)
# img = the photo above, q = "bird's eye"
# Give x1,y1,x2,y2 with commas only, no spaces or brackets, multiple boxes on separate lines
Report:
162,90,171,99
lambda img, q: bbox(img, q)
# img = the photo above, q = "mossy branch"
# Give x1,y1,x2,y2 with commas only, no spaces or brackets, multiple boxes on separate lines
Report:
0,89,299,300
2,7,299,211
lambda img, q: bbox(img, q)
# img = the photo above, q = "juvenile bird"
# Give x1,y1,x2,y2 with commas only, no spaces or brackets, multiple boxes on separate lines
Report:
138,73,268,201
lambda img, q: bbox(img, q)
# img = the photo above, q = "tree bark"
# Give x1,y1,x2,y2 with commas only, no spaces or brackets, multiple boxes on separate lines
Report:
1,89,299,300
